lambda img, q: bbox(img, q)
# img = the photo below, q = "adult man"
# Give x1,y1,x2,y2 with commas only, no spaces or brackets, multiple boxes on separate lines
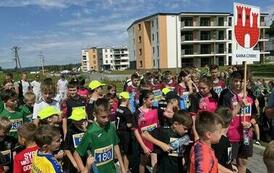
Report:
15,72,32,105
57,74,68,100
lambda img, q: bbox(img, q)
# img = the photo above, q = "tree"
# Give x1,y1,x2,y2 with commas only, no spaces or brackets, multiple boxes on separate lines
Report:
266,20,274,37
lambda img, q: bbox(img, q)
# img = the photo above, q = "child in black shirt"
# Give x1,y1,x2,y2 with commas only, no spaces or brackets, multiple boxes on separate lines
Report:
142,110,193,173
212,107,237,172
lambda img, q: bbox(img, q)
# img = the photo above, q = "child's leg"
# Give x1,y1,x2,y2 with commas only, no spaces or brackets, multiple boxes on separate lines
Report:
123,155,129,172
254,124,260,142
150,153,157,173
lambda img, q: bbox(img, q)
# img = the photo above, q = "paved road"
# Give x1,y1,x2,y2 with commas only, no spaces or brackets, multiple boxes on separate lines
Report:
247,144,267,173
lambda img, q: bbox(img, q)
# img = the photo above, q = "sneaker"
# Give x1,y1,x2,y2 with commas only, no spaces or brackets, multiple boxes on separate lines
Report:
255,140,261,145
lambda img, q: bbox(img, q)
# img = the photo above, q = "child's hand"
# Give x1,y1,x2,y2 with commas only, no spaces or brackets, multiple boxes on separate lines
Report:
241,121,251,129
160,143,171,152
86,155,95,169
232,164,238,173
54,150,64,160
142,146,151,155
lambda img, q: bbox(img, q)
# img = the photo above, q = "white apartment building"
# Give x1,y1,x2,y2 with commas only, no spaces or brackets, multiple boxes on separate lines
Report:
81,47,129,72
128,12,270,69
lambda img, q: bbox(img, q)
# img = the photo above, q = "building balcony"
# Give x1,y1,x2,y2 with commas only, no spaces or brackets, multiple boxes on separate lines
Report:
181,39,228,44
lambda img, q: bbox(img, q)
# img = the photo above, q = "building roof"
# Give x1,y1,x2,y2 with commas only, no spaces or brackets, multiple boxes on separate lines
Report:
127,11,269,30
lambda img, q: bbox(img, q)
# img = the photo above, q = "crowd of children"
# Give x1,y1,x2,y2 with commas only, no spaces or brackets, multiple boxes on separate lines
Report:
0,65,274,173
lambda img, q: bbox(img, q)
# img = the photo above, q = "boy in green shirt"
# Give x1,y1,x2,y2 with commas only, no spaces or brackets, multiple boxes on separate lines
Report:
19,91,36,122
74,98,126,173
0,89,24,138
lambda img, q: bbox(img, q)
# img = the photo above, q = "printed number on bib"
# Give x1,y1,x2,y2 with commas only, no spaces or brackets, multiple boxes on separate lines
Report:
213,86,223,96
94,144,113,166
10,119,23,132
240,104,252,116
72,133,84,148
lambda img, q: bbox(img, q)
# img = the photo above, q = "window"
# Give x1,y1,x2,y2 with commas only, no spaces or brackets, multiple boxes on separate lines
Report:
111,60,113,63
106,60,108,63
93,60,96,64
153,60,155,67
181,45,193,55
151,20,154,27
228,43,232,53
181,17,193,26
200,17,210,26
156,32,159,43
105,49,107,52
200,44,211,54
182,31,193,40
138,24,141,30
218,30,224,40
217,44,224,53
138,36,142,43
93,55,96,58
82,56,86,60
153,47,155,54
152,34,154,41
200,31,211,40
139,49,142,55
228,30,232,40
140,60,143,68
218,17,224,26
228,17,232,26
157,46,159,57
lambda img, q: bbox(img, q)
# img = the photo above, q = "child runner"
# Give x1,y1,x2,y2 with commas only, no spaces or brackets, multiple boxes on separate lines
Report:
19,92,36,123
13,123,39,173
74,98,126,173
189,111,223,173
126,73,140,113
263,141,274,173
142,110,193,173
210,65,226,97
31,125,63,173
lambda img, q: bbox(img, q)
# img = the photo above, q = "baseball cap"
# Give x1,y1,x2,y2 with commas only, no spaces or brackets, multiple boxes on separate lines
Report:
68,107,87,121
88,80,105,90
162,87,171,95
119,92,130,100
38,106,61,120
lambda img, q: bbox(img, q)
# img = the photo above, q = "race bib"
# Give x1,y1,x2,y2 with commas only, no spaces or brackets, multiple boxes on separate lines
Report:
240,104,252,116
180,92,190,110
153,89,162,107
25,114,33,122
72,133,84,148
213,86,223,96
0,150,11,165
168,138,183,157
140,123,157,132
94,144,113,166
10,118,23,132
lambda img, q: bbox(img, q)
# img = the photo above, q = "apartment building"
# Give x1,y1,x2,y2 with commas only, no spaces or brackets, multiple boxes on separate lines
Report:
127,12,270,69
81,47,129,72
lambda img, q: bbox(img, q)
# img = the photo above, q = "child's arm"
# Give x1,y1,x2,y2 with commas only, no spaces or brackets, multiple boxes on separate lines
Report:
62,118,67,139
114,145,126,173
65,150,80,172
142,131,170,152
134,129,151,154
218,164,234,173
73,151,86,172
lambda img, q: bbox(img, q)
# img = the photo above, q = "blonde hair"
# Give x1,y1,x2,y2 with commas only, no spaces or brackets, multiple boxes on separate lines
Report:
24,92,36,102
0,117,12,132
264,141,274,172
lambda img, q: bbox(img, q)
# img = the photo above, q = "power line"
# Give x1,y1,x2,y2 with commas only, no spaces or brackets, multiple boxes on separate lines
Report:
39,51,45,75
11,46,22,70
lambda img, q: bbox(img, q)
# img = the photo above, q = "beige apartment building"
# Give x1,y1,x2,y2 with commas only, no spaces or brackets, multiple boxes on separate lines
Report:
128,12,270,69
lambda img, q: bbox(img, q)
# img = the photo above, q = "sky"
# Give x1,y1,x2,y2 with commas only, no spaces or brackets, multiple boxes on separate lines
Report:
0,0,273,69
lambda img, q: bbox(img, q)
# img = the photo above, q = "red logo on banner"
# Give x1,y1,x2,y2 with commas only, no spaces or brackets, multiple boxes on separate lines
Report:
234,5,260,48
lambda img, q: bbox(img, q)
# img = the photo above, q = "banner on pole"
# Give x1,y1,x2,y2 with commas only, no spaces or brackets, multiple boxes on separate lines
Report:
232,3,260,65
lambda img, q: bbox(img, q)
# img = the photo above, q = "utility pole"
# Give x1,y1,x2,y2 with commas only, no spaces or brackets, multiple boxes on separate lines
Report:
11,46,22,70
39,51,45,75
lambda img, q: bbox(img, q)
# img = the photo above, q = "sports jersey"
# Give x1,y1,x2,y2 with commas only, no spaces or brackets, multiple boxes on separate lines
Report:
13,145,39,173
176,84,191,111
150,126,187,173
32,150,63,173
189,91,218,115
0,98,4,113
134,108,158,151
76,122,119,173
0,109,24,138
19,104,33,123
219,88,256,142
189,140,218,173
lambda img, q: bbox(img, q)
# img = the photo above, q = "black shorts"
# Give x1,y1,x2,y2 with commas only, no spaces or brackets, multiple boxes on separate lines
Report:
231,140,253,159
118,131,132,155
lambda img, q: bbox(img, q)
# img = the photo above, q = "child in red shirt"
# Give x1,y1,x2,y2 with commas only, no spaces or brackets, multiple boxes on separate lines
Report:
189,111,223,173
13,123,39,173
